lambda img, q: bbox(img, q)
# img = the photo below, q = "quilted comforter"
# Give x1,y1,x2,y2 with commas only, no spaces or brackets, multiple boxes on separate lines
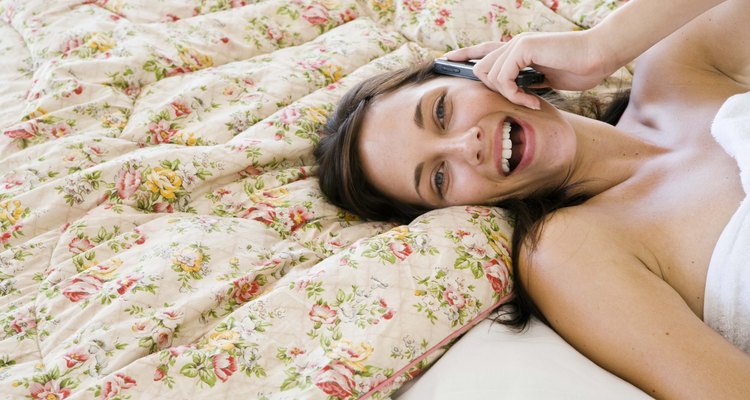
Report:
0,1,628,398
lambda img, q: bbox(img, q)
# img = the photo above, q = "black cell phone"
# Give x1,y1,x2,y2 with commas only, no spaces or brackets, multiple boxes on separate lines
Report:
433,58,545,87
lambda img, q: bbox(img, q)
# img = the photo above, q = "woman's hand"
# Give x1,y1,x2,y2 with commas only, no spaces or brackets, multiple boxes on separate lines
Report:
445,30,618,110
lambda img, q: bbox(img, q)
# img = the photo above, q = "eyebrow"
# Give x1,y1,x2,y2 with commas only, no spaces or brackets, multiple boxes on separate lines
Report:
414,95,425,129
414,161,424,200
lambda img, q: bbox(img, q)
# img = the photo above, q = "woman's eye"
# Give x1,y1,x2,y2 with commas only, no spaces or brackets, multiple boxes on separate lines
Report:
435,94,446,128
434,164,445,196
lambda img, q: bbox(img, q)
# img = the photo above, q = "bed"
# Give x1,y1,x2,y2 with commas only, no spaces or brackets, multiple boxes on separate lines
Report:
0,0,647,398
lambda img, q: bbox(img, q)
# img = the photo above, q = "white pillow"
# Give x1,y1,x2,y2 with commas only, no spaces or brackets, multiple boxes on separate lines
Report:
394,316,652,400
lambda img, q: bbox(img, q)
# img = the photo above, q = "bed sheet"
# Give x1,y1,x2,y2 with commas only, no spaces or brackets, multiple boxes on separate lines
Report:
0,1,628,399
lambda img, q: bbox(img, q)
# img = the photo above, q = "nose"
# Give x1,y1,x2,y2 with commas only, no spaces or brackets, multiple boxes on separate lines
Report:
442,126,483,165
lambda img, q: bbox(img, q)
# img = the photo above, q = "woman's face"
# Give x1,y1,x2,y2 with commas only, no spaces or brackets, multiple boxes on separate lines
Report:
358,76,577,208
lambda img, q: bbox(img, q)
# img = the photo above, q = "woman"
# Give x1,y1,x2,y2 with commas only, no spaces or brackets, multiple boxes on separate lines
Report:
315,0,750,398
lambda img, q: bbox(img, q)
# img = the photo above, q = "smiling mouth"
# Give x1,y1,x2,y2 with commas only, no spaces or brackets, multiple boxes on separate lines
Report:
500,118,525,176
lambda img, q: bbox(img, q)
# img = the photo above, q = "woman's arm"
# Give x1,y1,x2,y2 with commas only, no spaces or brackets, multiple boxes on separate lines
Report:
521,214,750,399
446,0,727,109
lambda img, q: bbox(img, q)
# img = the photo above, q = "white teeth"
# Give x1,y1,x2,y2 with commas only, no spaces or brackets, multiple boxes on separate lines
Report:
501,121,511,174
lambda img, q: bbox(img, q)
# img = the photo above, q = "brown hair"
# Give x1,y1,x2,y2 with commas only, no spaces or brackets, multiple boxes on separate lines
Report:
314,61,630,328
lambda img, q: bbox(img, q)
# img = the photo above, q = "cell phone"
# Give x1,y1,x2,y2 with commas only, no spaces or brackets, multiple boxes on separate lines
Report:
433,58,545,87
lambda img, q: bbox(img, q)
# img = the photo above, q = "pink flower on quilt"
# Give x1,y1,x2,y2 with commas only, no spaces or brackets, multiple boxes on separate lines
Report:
516,0,523,8
242,202,276,224
134,228,147,245
153,366,167,381
2,174,24,190
152,327,174,349
61,36,84,57
155,309,184,329
62,275,104,302
68,236,95,254
279,107,301,125
148,119,177,144
4,122,38,140
152,202,174,213
115,166,142,199
443,286,467,309
115,273,143,295
378,298,394,320
49,121,73,138
212,353,237,382
63,347,89,368
302,3,330,25
339,8,357,22
10,310,36,334
28,380,71,400
169,98,192,117
483,258,511,294
543,0,559,12
101,373,136,400
465,205,491,216
314,361,356,399
231,276,260,303
85,144,104,157
434,17,445,26
309,303,337,324
402,0,424,13
389,241,412,261
230,0,248,7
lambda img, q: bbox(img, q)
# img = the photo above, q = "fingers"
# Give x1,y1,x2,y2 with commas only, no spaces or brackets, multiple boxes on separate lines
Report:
474,42,542,110
444,42,503,61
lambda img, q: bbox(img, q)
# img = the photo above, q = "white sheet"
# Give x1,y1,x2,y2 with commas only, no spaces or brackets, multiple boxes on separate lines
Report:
393,316,651,400
705,90,750,353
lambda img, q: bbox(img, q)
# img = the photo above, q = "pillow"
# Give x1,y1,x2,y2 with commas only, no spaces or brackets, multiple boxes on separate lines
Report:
394,315,653,400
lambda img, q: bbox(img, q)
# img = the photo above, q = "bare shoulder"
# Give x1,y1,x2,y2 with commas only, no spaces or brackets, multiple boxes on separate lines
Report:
517,207,750,398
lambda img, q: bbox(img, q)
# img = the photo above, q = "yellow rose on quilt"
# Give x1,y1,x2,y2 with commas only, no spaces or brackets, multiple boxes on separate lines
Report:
88,33,115,53
327,340,374,371
172,249,204,273
205,330,240,351
179,47,214,70
305,106,329,125
145,167,183,199
0,200,24,226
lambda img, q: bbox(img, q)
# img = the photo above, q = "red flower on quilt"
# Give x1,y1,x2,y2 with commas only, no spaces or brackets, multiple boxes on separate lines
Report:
10,310,36,334
28,380,71,400
403,0,424,13
101,373,137,400
483,258,511,294
212,353,237,382
309,303,337,324
389,241,412,261
231,276,261,303
169,98,192,117
68,236,95,254
115,166,142,199
302,3,330,25
288,205,312,232
314,361,356,399
443,285,467,309
63,347,89,368
62,275,104,302
4,122,38,140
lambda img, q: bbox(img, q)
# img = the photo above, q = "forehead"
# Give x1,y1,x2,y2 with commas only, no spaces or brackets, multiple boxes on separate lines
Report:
356,78,450,203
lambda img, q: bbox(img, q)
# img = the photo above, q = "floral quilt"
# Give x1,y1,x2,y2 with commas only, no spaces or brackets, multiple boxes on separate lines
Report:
0,0,626,399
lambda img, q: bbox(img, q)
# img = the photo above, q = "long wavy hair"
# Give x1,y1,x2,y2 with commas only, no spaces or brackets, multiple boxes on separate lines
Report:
314,61,630,328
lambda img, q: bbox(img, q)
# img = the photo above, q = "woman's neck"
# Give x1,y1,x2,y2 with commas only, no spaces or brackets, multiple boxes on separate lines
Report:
563,111,667,197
